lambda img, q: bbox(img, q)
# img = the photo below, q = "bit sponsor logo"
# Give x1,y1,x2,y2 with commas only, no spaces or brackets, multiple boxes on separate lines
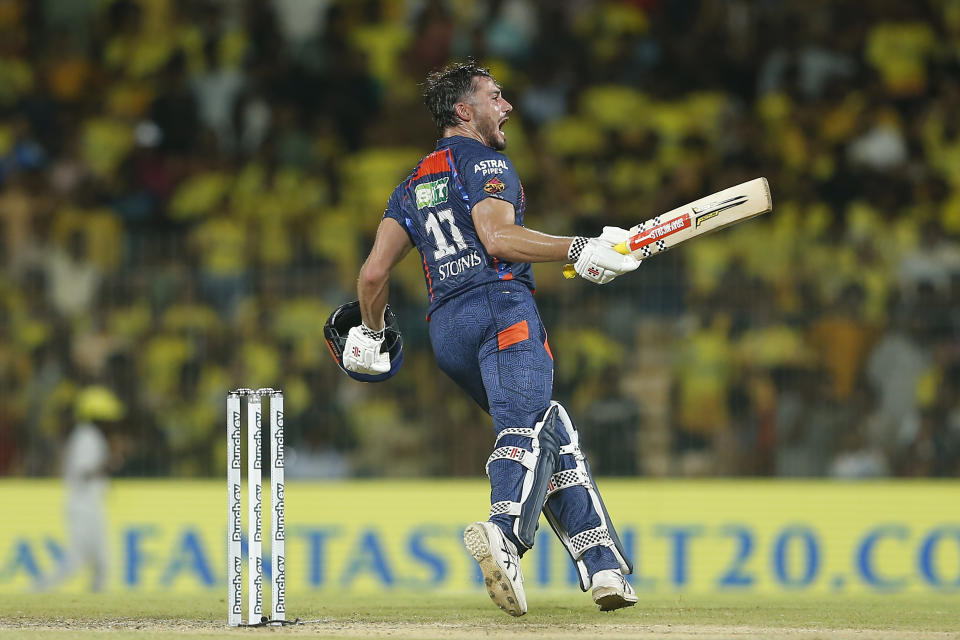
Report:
415,178,449,209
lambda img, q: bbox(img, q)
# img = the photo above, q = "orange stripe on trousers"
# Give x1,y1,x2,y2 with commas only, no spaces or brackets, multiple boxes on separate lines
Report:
497,320,529,350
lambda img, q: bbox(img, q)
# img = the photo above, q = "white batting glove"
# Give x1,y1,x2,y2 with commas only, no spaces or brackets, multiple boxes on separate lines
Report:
569,236,641,285
343,324,390,374
597,226,632,246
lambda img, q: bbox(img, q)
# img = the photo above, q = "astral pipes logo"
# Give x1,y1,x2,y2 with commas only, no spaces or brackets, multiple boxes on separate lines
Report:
275,483,285,540
274,556,286,613
231,484,242,542
274,412,284,468
231,557,243,615
231,411,242,469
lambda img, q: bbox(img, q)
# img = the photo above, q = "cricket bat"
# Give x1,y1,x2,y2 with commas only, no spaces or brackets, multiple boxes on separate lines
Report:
562,177,772,279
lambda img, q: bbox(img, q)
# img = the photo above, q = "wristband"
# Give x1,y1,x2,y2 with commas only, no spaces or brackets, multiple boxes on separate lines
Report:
360,323,384,341
568,236,588,262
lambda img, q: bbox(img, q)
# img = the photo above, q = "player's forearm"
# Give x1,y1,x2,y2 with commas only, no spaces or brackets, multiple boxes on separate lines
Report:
482,225,573,263
357,218,414,332
357,262,389,332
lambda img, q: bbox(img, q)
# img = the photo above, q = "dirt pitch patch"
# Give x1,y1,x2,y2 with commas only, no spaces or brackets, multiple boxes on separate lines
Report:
2,619,959,640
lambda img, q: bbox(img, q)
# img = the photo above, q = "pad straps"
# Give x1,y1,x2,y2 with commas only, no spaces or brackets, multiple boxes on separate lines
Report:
485,428,537,476
486,427,537,519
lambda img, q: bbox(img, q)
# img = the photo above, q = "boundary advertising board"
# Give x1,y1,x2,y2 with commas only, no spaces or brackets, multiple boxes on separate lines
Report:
1,480,957,594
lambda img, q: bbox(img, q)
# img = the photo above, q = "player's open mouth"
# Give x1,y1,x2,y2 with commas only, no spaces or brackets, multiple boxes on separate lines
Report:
498,118,508,131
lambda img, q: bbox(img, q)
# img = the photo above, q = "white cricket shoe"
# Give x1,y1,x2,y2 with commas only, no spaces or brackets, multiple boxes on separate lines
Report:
591,569,638,611
463,521,527,617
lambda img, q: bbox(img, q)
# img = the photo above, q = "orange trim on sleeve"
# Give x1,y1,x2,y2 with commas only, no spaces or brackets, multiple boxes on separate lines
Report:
497,320,529,350
410,149,450,181
544,338,553,360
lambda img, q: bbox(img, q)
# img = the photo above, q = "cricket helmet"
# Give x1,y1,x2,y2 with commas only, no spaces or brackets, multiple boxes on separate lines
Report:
324,300,403,382
75,385,126,422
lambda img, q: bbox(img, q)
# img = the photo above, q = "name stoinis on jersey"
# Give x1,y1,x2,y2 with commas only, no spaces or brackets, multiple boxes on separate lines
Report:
438,250,483,280
474,159,508,176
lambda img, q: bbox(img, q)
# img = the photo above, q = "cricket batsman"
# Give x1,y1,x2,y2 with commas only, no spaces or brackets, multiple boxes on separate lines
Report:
326,60,640,615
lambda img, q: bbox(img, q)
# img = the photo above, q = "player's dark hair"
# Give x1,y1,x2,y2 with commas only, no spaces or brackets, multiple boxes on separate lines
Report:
423,60,494,134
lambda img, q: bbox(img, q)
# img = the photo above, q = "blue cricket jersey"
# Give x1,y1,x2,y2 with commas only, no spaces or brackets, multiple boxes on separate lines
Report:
383,136,534,316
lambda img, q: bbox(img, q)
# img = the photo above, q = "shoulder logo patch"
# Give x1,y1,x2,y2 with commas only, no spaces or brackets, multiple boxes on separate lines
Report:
483,177,506,194
474,159,508,176
415,178,449,209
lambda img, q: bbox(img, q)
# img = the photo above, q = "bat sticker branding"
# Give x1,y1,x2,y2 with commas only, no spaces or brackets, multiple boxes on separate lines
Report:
483,177,506,194
629,214,691,251
693,194,748,226
695,211,719,227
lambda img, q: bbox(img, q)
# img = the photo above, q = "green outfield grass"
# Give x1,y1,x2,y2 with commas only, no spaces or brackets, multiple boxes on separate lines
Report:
1,591,958,639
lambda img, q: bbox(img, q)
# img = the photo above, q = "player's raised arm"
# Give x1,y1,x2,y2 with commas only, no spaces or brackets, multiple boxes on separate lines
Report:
472,198,641,284
472,197,571,262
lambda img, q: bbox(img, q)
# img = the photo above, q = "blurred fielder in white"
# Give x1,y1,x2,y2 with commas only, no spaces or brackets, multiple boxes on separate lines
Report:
40,386,124,592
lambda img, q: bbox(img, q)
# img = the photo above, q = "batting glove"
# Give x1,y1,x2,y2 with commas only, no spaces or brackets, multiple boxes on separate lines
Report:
343,324,390,374
597,226,632,247
569,236,641,285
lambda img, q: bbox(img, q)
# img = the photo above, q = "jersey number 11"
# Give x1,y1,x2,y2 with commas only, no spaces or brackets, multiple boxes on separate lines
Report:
425,208,468,259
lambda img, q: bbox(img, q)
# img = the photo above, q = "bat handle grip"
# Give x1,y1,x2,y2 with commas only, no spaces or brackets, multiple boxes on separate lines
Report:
561,241,630,280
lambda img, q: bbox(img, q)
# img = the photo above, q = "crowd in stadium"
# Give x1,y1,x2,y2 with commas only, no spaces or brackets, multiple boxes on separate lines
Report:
0,0,958,478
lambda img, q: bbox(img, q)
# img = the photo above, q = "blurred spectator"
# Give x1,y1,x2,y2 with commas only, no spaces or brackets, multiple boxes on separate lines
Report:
846,108,908,172
828,384,889,478
43,229,101,320
670,308,733,475
0,0,956,479
581,367,641,476
865,304,930,458
806,283,879,401
898,220,960,300
774,368,842,477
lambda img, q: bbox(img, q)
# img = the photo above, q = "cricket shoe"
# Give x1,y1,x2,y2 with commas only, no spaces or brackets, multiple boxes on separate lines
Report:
463,521,527,617
591,569,638,612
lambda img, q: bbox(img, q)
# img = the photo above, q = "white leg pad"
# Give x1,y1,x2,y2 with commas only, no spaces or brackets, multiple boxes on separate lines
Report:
541,402,632,591
484,405,563,550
